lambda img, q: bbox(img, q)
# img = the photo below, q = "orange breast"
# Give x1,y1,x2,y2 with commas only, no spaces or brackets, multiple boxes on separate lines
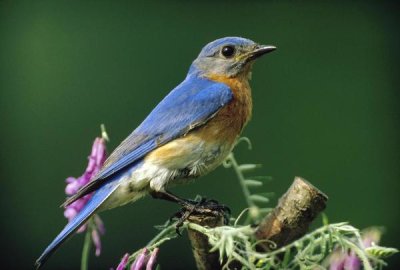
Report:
145,75,252,171
195,74,253,144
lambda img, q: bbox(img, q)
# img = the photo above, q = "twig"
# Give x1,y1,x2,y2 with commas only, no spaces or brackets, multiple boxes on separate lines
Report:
255,176,328,250
187,177,328,269
187,211,226,270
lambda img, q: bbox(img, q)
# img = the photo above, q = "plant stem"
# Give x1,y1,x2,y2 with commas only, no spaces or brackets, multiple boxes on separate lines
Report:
226,153,255,208
81,221,92,270
128,221,179,262
147,222,178,247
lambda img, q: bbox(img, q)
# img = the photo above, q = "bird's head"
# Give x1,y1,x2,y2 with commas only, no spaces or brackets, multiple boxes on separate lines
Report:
190,37,276,79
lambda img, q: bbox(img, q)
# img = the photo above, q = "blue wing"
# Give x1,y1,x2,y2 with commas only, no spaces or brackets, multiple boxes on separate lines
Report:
103,77,233,177
63,76,233,206
35,177,122,269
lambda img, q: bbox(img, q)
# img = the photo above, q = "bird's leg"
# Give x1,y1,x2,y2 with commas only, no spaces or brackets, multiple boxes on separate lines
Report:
150,190,194,206
150,190,229,211
150,190,230,233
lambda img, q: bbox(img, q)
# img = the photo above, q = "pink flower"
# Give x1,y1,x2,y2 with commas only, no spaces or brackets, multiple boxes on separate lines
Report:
113,248,159,270
328,228,381,270
63,135,107,256
115,253,129,270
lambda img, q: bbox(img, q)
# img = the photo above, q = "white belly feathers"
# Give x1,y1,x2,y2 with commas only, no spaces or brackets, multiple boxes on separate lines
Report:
101,137,232,209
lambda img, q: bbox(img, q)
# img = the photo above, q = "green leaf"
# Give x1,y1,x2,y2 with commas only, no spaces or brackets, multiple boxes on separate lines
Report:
249,194,269,203
238,164,260,172
100,123,110,141
282,249,291,267
322,212,329,226
259,192,274,198
258,208,273,215
365,246,399,258
153,225,167,230
244,179,263,187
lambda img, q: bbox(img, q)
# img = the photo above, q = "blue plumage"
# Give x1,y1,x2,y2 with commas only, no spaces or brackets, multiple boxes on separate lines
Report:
36,36,275,269
35,173,125,268
197,37,257,58
103,76,232,178
36,76,233,268
62,76,233,203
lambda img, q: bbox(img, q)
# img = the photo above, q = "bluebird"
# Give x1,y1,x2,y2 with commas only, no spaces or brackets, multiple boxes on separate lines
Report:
35,36,276,268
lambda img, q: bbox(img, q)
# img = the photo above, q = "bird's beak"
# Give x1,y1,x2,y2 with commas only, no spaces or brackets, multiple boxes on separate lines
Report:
247,45,276,61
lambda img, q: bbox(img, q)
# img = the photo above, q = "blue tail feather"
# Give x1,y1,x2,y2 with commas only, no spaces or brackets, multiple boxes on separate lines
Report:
35,180,120,269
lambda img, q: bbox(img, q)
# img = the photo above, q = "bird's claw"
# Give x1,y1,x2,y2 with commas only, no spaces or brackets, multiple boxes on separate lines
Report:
170,197,231,235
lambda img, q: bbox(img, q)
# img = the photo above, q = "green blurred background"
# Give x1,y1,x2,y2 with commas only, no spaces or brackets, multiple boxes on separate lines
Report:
0,1,399,269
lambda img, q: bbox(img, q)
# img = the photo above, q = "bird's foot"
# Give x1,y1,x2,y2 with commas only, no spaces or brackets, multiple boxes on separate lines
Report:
171,197,231,235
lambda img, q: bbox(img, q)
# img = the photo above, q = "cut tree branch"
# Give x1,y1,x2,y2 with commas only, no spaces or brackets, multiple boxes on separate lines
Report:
187,176,328,269
255,176,328,250
187,211,225,270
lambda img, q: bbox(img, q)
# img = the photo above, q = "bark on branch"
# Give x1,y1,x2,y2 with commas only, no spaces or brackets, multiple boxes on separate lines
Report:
187,211,225,270
255,176,328,250
187,176,328,269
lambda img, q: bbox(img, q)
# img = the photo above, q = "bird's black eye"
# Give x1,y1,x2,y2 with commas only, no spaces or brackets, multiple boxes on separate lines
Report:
221,45,235,58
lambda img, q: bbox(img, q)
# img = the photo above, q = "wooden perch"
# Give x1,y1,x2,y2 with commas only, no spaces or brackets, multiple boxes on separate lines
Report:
187,211,225,270
255,176,328,250
187,176,328,269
